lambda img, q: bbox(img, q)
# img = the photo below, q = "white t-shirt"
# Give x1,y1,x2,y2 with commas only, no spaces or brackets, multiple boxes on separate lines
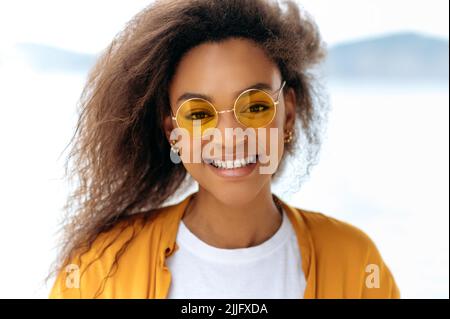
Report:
166,207,306,299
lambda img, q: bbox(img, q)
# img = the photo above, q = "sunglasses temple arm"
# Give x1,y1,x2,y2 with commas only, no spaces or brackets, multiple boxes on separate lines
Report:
276,81,286,100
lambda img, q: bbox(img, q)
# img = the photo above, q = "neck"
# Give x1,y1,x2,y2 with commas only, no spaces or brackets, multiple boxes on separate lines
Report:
182,185,283,249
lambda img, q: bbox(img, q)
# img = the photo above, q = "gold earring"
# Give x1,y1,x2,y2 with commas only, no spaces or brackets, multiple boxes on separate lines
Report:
284,129,293,144
170,140,180,155
170,140,181,164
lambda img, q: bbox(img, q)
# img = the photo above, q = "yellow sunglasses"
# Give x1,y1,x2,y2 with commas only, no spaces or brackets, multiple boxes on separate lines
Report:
171,81,286,135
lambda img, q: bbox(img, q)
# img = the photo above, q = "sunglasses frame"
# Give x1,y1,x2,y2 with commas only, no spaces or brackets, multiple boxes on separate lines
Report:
171,80,286,131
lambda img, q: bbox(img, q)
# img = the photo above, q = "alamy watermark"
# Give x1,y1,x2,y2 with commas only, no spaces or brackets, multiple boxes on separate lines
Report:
169,120,281,174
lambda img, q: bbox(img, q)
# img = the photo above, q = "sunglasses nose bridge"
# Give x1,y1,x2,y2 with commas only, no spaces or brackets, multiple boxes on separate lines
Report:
215,108,243,129
216,109,234,114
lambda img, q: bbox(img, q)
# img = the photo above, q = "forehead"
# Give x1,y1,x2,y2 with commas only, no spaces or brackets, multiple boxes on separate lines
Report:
169,38,281,106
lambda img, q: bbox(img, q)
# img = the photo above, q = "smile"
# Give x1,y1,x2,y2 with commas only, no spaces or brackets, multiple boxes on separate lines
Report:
203,155,258,169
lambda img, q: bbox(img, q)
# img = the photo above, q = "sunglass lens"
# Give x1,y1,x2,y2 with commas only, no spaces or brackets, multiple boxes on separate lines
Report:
177,99,218,135
235,90,276,128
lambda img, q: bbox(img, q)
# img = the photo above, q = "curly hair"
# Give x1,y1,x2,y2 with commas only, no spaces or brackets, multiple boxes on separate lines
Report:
48,0,327,290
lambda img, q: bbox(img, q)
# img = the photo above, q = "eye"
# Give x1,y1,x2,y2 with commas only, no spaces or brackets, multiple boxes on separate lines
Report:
243,103,270,113
185,109,214,120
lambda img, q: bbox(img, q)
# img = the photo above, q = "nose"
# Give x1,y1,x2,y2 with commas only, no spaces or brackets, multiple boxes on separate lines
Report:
207,138,247,161
216,107,240,133
207,110,250,160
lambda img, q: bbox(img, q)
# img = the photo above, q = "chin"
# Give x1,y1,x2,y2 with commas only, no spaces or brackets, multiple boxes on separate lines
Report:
206,179,269,207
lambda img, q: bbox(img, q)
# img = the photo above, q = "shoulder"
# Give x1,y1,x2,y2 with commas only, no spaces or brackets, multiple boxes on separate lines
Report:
72,209,163,264
293,207,400,298
298,208,375,253
77,202,178,258
48,205,173,299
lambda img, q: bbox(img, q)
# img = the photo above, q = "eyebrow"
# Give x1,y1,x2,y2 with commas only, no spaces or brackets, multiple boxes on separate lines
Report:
175,82,274,106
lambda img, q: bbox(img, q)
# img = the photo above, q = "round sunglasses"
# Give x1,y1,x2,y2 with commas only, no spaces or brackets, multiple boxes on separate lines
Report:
171,81,286,135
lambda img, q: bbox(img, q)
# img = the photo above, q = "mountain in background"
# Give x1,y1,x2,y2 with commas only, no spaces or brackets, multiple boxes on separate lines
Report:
12,32,450,82
14,43,96,74
323,32,449,82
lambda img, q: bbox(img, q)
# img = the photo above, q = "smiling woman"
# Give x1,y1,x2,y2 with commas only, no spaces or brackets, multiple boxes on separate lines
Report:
48,0,399,299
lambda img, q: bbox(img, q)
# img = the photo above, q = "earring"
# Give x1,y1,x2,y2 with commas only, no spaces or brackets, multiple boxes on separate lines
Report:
170,140,181,164
170,140,179,154
284,129,294,144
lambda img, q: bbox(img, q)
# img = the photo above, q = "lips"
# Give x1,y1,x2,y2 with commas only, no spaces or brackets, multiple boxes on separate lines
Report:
205,154,259,179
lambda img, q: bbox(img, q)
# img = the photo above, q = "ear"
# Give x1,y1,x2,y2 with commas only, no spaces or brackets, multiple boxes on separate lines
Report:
283,87,296,131
162,115,175,142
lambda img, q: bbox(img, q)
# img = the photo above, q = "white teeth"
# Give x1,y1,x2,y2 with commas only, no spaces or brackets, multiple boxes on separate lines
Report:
206,155,258,169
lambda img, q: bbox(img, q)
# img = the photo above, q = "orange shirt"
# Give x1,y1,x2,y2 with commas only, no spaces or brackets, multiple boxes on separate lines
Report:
49,192,400,298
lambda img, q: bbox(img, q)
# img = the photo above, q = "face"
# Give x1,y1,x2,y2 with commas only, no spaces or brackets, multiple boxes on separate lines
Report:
164,37,296,206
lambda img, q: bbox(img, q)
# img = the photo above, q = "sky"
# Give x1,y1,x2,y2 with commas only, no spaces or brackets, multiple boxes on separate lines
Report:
0,0,448,54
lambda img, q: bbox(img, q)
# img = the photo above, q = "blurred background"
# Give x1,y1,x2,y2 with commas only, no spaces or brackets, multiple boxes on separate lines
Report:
0,0,448,298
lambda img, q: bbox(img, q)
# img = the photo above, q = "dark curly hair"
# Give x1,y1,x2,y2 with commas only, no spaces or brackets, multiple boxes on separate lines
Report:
48,0,328,293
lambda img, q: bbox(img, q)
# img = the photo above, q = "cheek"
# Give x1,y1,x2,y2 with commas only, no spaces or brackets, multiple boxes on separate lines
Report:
179,137,203,171
182,162,203,179
261,111,285,161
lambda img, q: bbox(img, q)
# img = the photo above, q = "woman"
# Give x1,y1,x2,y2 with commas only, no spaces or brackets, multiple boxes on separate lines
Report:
49,0,400,299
